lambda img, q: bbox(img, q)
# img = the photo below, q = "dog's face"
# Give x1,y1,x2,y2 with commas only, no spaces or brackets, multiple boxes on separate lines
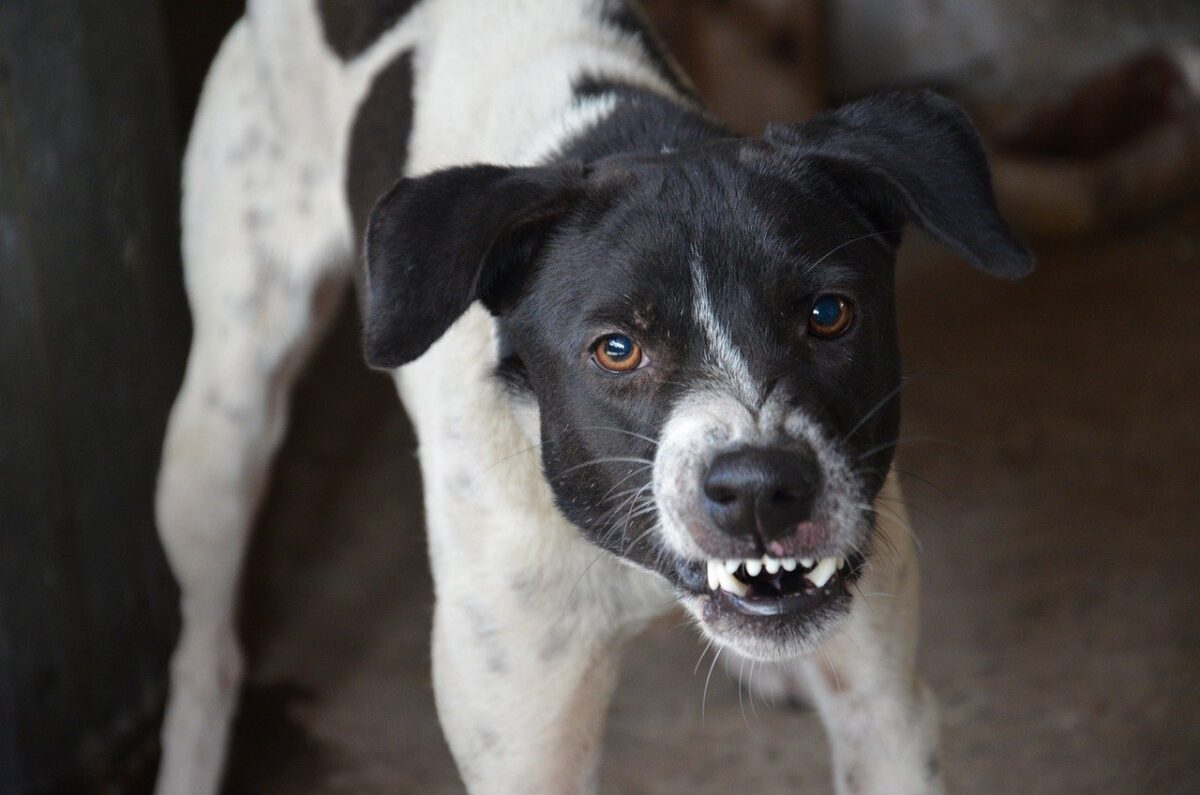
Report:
496,151,905,659
364,92,1031,659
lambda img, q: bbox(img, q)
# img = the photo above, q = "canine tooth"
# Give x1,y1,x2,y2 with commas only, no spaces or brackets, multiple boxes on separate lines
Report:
707,560,720,590
744,558,763,577
763,556,780,574
781,557,797,572
724,559,740,574
836,555,846,571
799,557,814,568
716,566,749,596
805,557,838,589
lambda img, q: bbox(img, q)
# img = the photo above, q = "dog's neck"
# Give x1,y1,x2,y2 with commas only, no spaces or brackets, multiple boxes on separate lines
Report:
553,81,729,164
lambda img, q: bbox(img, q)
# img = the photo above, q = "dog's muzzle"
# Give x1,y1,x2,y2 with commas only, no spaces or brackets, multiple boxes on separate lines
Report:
668,443,867,620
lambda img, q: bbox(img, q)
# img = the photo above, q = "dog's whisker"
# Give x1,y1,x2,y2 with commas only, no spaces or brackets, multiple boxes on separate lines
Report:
595,481,653,523
855,508,904,562
624,503,660,521
702,647,724,723
478,441,543,474
820,649,843,693
619,484,656,528
622,524,660,556
595,484,655,544
841,382,905,442
558,457,655,476
737,655,751,731
855,436,978,462
577,426,660,447
850,579,877,612
599,469,654,503
868,501,924,553
693,637,716,676
803,228,902,276
562,548,610,612
889,466,960,504
874,494,946,531
600,485,653,507
748,659,761,721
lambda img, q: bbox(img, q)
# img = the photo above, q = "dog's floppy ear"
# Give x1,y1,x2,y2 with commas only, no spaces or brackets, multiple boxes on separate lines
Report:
765,90,1033,279
362,162,584,368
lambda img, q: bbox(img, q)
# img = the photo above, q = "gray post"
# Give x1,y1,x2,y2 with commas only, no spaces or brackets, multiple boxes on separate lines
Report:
0,0,189,790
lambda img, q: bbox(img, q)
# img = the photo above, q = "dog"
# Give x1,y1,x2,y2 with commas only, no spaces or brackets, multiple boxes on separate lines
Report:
154,1,1032,792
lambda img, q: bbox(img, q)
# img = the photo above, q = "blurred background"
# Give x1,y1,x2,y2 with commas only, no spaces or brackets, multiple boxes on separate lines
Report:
1,0,1197,792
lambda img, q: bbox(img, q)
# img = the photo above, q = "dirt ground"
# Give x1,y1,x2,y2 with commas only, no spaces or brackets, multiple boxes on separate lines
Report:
222,202,1200,794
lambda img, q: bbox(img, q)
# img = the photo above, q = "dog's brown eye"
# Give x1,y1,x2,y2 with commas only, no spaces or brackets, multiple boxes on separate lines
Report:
808,295,854,338
593,333,643,373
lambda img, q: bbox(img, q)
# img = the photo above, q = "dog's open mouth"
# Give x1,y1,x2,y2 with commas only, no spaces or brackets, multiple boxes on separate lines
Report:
695,554,864,617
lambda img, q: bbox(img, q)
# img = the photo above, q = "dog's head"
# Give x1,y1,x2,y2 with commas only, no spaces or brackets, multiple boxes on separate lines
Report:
362,91,1031,659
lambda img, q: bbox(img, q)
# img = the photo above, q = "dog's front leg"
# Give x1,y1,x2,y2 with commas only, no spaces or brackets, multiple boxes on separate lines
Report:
426,510,666,795
804,483,944,795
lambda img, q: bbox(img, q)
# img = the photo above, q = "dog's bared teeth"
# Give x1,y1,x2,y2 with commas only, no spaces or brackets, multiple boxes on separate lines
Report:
744,558,763,577
716,565,749,596
799,557,814,569
707,560,720,590
763,556,780,574
836,555,846,571
724,559,740,574
781,557,798,572
804,557,839,588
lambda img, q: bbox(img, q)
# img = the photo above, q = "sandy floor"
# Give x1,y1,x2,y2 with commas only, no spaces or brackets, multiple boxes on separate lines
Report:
222,202,1200,794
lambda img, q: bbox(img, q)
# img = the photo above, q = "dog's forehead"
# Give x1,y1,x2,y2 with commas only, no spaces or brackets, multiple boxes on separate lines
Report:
524,145,891,361
587,148,870,260
569,161,871,296
587,144,767,210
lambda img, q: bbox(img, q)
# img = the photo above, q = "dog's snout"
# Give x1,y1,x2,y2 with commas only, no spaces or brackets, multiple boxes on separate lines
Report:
702,447,821,542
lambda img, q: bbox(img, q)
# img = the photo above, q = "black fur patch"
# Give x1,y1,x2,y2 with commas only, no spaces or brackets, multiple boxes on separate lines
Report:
347,49,414,248
318,0,420,60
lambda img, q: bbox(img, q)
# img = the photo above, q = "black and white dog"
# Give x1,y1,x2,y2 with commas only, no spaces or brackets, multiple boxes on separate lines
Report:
155,1,1031,792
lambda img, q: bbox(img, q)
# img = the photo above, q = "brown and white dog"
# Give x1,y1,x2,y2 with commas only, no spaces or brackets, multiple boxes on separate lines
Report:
155,1,1031,792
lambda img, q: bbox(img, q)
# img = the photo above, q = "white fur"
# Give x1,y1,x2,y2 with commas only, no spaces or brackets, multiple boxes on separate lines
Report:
156,1,942,793
689,245,757,403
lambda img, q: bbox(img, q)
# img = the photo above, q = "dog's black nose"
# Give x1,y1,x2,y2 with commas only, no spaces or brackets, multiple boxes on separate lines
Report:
703,447,821,541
